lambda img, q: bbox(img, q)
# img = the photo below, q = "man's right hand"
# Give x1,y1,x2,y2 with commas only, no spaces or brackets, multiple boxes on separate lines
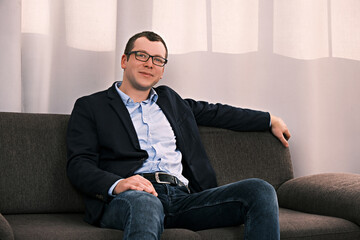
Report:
113,175,158,197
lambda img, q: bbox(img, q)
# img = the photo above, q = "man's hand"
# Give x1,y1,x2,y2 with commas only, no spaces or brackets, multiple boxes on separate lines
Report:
270,114,291,147
113,175,158,197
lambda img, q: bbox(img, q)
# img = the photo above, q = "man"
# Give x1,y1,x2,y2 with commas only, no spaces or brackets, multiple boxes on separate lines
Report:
67,31,290,240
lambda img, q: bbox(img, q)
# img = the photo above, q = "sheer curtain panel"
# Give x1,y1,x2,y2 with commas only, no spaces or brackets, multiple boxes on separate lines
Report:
1,0,359,177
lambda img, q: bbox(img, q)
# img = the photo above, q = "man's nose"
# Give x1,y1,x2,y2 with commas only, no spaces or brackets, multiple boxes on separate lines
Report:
144,57,154,68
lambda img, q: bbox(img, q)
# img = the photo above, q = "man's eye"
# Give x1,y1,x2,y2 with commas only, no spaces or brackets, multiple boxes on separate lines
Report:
136,52,148,58
154,58,164,64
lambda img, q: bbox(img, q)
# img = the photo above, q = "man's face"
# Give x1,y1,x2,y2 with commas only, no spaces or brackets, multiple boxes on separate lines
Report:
121,37,166,92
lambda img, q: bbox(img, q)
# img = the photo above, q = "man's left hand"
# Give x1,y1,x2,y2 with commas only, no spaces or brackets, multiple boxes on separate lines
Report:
270,114,291,147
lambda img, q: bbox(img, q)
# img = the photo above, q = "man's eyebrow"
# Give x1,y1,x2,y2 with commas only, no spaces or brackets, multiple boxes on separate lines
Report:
136,49,166,58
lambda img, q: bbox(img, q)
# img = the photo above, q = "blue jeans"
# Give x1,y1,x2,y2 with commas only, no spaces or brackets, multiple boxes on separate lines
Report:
100,178,280,240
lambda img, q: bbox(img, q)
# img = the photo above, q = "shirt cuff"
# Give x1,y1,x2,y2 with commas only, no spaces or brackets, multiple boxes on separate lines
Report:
108,179,122,197
269,113,272,127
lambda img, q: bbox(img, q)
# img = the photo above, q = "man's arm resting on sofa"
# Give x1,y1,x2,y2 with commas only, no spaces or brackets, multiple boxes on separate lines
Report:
277,173,360,226
0,213,14,240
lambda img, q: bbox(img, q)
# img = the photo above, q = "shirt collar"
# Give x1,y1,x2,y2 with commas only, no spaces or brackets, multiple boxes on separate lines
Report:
115,81,158,105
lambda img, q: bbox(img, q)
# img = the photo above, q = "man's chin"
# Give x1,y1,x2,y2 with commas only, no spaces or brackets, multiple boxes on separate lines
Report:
135,80,159,91
134,83,157,92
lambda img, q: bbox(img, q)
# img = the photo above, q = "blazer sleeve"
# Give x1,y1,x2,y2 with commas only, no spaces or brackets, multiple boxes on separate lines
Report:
184,98,271,132
66,97,120,202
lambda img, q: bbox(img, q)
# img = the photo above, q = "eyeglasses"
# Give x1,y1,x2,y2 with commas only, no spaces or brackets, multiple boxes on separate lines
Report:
127,51,168,67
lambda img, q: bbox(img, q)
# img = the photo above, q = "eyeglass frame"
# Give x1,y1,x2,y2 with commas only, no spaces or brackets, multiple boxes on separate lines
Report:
127,51,168,67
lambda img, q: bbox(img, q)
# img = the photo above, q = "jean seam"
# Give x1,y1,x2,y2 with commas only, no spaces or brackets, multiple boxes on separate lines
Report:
167,198,249,217
121,198,133,240
244,213,251,240
101,196,133,239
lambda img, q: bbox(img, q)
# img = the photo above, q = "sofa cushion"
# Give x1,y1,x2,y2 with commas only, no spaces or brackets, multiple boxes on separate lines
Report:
5,214,201,240
199,127,293,189
279,208,360,240
0,113,84,214
5,208,359,240
277,173,360,226
197,225,244,239
0,213,14,240
196,208,360,240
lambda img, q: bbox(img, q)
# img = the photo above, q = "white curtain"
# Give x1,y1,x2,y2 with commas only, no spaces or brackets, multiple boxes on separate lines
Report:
1,0,359,177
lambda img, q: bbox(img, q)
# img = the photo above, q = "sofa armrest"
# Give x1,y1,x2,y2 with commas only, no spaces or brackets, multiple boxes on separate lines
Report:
0,213,14,240
277,173,360,226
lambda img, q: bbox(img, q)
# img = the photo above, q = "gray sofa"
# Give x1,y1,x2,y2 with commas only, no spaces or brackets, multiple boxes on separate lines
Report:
1,112,359,240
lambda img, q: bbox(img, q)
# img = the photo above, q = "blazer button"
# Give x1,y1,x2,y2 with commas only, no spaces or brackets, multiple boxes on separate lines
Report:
96,194,104,200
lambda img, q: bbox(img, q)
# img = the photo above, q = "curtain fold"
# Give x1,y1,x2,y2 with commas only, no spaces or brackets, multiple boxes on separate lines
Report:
0,0,22,112
1,0,359,177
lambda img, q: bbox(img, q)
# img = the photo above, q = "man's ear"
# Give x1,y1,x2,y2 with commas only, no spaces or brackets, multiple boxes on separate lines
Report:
121,54,127,69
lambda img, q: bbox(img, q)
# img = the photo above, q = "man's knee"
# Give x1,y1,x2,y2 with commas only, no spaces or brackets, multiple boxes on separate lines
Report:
119,190,164,215
233,178,278,205
101,190,164,229
244,178,278,209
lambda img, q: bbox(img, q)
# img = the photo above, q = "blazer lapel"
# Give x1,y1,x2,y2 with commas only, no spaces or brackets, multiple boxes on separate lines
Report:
156,89,191,167
107,84,141,150
156,91,183,146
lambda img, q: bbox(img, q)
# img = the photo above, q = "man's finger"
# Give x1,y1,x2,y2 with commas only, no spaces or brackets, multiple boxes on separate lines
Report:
134,175,158,196
280,135,289,147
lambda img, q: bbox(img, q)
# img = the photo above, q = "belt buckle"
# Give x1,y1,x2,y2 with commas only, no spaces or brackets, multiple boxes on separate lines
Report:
155,172,171,184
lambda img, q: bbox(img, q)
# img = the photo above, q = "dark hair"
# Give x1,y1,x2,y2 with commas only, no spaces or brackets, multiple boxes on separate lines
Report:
124,31,168,59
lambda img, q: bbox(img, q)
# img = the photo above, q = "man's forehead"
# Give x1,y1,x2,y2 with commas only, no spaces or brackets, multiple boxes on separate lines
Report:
133,37,166,57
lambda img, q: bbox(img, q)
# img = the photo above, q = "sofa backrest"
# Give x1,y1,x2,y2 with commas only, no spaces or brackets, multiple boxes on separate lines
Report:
0,112,294,215
199,126,294,189
0,112,84,214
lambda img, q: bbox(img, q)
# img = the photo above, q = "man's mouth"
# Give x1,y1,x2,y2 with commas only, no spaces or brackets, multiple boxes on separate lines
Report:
139,71,154,77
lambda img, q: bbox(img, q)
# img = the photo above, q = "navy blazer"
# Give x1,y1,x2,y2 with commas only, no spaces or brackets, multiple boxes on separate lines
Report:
66,82,270,225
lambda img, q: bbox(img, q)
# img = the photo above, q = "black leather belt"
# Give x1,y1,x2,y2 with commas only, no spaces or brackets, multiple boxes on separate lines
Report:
140,172,186,187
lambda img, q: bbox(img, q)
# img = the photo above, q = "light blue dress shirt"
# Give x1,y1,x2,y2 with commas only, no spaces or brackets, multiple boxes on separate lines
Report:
108,82,188,196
